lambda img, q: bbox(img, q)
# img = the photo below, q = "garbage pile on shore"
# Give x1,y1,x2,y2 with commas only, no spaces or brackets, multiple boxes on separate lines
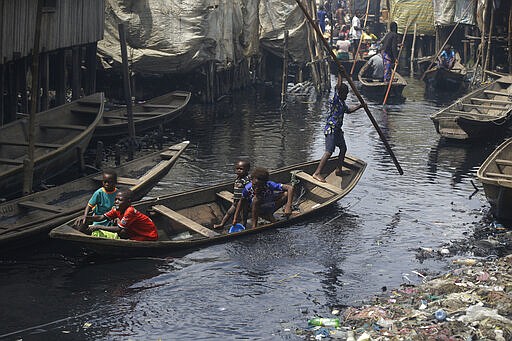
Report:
300,223,512,340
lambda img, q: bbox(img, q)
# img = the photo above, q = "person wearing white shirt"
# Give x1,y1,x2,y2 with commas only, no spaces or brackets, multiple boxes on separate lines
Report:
349,11,363,59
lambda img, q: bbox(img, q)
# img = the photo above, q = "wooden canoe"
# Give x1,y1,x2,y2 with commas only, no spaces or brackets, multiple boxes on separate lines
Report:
430,76,512,140
358,62,407,103
477,137,512,221
93,90,191,139
423,61,467,91
0,93,105,199
0,141,189,252
50,155,366,257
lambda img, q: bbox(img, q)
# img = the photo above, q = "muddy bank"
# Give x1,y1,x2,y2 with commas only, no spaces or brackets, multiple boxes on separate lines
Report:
301,221,512,340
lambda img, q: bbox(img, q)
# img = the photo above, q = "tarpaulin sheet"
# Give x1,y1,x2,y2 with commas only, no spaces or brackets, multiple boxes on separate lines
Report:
97,0,311,75
433,0,476,26
389,0,435,35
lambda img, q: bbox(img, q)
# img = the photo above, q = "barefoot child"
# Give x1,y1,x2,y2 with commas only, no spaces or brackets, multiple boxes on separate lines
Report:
86,189,158,241
213,160,251,229
77,170,118,227
312,75,362,182
233,167,294,228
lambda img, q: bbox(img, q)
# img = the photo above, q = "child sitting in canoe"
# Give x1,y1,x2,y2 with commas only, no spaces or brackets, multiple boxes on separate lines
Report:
81,189,158,241
233,167,294,228
77,170,118,233
438,44,455,70
213,159,251,229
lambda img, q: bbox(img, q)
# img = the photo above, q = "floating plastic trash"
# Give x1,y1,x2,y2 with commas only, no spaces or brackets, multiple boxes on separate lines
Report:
228,223,245,233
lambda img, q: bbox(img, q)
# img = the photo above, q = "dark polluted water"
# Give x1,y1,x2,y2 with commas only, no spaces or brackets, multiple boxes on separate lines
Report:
0,77,507,340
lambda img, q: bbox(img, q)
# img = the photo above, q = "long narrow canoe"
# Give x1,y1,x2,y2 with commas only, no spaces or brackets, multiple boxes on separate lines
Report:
0,93,105,199
0,141,189,252
430,76,512,140
477,137,512,221
423,60,467,91
93,91,191,139
50,155,366,257
358,62,407,103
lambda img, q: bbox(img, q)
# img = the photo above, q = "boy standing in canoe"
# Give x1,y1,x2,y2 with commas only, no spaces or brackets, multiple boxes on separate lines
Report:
312,75,362,182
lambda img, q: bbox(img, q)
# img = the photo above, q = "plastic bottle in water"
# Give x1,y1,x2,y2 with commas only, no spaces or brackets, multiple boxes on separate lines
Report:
307,317,340,328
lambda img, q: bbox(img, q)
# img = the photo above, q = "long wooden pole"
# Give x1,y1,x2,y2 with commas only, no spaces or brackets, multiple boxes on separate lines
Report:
281,30,289,109
410,23,417,77
509,5,512,74
420,0,475,81
383,21,410,106
294,0,403,175
350,0,371,76
23,0,43,195
482,3,494,82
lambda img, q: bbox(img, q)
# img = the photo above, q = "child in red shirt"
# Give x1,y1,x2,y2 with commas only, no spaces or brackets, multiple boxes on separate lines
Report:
86,189,158,241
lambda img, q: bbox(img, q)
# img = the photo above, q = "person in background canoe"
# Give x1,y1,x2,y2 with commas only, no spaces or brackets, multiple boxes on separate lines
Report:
317,5,327,33
312,75,363,183
381,21,399,82
349,10,363,59
438,44,455,70
213,159,251,229
77,169,118,230
335,35,351,61
233,167,294,228
364,50,384,80
83,189,158,241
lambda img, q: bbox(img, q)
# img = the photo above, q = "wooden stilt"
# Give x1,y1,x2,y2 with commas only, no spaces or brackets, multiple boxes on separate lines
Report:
40,51,49,111
71,47,80,100
281,30,289,109
85,42,97,95
23,0,43,195
118,23,135,160
509,5,512,74
483,3,494,82
0,59,5,125
55,49,66,105
463,26,469,64
94,141,104,169
7,61,17,122
410,23,417,77
16,55,28,114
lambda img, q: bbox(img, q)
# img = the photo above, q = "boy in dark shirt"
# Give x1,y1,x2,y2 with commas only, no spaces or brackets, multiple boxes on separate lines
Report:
213,160,251,229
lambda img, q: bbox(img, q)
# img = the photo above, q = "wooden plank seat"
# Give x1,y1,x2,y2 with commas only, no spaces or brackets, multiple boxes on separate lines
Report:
216,190,234,204
486,172,512,179
142,104,179,109
470,98,511,105
71,108,101,114
40,124,87,130
294,171,342,194
18,201,64,213
0,141,61,148
462,103,508,110
483,89,512,96
152,205,220,237
496,159,512,166
0,158,24,165
93,175,139,186
449,110,502,117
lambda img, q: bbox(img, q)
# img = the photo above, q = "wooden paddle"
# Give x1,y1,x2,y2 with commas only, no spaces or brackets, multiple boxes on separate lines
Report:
350,0,371,76
294,0,403,175
383,21,411,106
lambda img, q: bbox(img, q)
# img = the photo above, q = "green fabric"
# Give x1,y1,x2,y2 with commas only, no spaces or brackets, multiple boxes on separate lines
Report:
91,230,120,239
390,0,435,35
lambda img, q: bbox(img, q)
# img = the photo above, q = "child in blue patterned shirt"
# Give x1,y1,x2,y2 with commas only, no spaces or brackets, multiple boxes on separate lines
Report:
312,75,362,182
